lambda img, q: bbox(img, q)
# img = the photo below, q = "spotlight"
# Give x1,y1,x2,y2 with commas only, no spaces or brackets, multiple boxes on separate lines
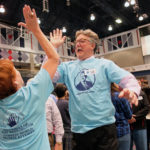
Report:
0,5,5,13
108,25,113,31
137,13,148,21
115,18,122,24
90,14,95,21
62,27,67,33
130,0,136,5
124,1,130,7
37,18,41,24
138,15,143,21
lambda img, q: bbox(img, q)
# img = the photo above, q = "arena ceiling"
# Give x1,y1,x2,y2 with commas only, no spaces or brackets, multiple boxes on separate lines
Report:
0,0,150,40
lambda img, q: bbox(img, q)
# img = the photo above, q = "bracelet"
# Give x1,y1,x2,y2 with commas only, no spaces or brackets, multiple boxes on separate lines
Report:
56,142,62,145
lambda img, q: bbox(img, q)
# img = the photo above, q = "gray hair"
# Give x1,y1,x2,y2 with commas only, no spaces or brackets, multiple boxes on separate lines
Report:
75,29,100,52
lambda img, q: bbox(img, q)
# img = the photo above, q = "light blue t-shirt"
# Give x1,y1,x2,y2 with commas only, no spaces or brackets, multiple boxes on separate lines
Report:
0,69,53,150
57,57,129,133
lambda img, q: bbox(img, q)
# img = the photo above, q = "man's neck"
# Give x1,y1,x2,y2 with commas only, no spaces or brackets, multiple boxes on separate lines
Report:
79,55,94,61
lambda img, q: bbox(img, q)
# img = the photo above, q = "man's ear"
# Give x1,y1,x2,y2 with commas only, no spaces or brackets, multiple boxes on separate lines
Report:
91,43,97,53
91,43,96,48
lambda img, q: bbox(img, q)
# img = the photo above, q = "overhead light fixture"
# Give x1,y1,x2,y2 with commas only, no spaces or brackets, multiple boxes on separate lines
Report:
62,27,67,33
108,25,113,31
124,0,136,7
37,18,41,24
130,0,136,5
138,14,148,21
0,5,5,13
90,13,95,21
115,18,122,24
138,15,143,21
124,1,130,7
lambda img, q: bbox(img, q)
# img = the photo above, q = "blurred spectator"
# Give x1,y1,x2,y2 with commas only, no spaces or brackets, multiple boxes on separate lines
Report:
129,80,150,150
55,83,73,150
111,83,132,150
46,96,64,150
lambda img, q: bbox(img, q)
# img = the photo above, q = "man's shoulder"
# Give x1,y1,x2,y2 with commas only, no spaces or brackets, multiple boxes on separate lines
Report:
46,97,55,105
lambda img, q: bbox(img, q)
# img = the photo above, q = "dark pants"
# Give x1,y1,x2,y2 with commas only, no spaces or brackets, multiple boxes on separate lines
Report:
72,123,118,150
147,120,150,150
63,131,73,150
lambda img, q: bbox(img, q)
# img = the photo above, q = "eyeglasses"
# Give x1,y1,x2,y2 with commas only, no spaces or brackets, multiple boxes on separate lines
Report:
74,39,92,45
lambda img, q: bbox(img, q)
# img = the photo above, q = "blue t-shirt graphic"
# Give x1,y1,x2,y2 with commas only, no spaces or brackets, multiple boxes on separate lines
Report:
75,69,95,91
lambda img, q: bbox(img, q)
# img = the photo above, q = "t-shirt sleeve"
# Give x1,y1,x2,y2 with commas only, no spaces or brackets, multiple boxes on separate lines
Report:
56,63,66,83
25,68,54,104
105,60,129,84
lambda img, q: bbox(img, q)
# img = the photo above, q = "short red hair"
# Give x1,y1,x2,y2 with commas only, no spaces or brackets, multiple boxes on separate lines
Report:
0,59,17,100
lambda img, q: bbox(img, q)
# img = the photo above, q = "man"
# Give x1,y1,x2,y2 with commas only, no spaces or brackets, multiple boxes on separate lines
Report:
129,80,150,150
46,96,64,150
44,29,141,150
0,5,59,150
55,83,73,150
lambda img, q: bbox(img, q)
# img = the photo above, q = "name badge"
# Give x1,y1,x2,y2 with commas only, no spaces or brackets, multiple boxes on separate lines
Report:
84,69,96,75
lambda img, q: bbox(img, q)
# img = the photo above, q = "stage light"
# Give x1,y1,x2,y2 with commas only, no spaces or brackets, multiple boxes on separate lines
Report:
124,1,130,7
130,0,136,5
115,18,122,24
90,14,95,21
0,5,5,13
138,15,143,21
37,18,41,24
62,27,67,33
108,25,113,31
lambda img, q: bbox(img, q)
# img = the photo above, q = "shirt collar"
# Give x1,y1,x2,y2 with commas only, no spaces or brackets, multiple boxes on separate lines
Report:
78,56,95,62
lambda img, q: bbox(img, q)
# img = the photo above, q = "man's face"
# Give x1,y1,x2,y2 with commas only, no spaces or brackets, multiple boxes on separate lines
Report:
80,72,86,81
75,34,95,60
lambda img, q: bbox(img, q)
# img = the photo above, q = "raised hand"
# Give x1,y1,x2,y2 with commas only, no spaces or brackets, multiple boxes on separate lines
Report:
18,5,40,33
50,28,66,48
119,88,138,106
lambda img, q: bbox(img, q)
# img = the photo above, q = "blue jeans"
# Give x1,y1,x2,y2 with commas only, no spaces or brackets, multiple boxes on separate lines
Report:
130,129,147,150
118,133,130,150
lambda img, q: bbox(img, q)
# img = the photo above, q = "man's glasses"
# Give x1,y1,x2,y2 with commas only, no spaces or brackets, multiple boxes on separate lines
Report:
74,39,92,45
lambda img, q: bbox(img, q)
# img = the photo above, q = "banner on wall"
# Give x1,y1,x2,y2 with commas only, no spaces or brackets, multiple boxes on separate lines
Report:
0,28,25,47
0,48,30,63
107,32,134,51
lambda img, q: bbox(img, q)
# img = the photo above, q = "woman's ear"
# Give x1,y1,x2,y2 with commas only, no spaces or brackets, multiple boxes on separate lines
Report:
13,80,19,90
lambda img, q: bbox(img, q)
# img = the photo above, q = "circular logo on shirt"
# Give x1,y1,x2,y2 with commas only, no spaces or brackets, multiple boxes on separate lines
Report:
74,69,96,91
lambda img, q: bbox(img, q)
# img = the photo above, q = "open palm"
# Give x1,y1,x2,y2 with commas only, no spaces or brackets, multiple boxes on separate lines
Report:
50,29,66,48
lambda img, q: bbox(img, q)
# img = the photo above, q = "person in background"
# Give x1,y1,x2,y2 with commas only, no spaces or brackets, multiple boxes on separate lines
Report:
0,5,59,150
50,92,58,103
43,28,140,150
143,87,150,150
129,80,150,150
111,83,132,150
65,90,69,101
46,96,64,150
55,83,73,150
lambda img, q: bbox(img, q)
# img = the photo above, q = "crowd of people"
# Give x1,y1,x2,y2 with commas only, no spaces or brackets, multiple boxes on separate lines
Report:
0,4,150,150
